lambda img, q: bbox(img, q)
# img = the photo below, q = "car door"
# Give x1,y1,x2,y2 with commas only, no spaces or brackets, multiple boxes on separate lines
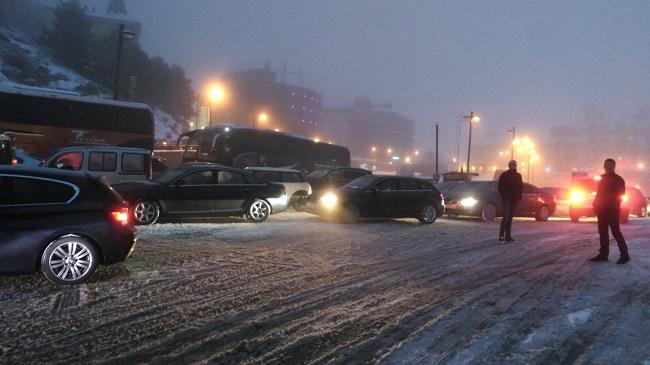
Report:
213,170,252,212
398,179,427,216
518,183,539,216
166,169,219,214
367,178,401,217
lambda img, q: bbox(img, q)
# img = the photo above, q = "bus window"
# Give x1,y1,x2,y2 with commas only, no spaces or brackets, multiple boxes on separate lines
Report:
49,152,84,170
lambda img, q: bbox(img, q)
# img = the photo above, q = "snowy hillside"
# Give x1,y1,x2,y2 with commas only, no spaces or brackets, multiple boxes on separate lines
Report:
0,24,183,141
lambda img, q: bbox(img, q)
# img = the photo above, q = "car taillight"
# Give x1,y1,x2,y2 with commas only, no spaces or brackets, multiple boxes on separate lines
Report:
111,208,129,225
11,158,18,165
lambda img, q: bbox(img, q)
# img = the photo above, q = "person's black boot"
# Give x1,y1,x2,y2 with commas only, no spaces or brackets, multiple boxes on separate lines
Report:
505,237,515,242
499,235,505,242
590,254,608,262
616,255,630,265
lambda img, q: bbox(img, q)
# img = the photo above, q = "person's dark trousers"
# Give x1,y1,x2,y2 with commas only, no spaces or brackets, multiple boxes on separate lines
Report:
597,208,629,258
500,198,517,239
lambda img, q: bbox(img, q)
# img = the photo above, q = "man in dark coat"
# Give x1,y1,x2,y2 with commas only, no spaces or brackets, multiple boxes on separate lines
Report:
497,160,523,242
590,158,630,264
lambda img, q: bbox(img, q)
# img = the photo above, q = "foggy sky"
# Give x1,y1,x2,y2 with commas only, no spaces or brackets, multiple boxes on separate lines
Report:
125,0,650,157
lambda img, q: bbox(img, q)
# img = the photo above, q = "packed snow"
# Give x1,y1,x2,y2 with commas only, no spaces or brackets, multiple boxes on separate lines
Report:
1,214,650,364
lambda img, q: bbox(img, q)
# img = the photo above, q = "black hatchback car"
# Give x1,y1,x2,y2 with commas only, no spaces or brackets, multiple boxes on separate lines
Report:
0,167,136,285
112,165,285,224
308,175,444,223
444,181,556,222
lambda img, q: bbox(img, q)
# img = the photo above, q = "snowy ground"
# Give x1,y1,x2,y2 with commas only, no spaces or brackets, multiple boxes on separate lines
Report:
1,214,650,364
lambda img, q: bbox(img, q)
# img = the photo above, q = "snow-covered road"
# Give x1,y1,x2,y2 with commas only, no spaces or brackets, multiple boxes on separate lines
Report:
1,213,650,364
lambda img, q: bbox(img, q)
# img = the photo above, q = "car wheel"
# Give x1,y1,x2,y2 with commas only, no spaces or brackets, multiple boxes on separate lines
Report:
292,193,308,211
41,235,99,285
570,213,580,223
132,199,160,225
481,203,497,222
638,206,647,218
246,199,271,222
418,203,438,224
535,205,550,222
341,204,360,223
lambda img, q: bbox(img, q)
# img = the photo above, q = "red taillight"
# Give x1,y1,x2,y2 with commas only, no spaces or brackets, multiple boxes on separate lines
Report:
11,158,18,165
111,208,129,225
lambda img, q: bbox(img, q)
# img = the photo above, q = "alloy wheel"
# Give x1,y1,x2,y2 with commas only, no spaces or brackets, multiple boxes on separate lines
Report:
248,200,270,222
41,235,98,285
133,200,158,225
420,205,437,223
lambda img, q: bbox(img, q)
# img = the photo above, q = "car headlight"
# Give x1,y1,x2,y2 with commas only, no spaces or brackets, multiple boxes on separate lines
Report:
570,190,585,203
320,192,338,209
460,197,478,208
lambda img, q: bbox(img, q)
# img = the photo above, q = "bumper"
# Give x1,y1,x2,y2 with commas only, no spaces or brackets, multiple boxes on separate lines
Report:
268,194,289,214
100,224,137,264
444,203,480,217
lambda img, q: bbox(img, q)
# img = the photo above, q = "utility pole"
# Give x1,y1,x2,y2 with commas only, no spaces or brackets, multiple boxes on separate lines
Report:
462,111,480,176
507,126,516,160
113,24,136,100
435,123,439,174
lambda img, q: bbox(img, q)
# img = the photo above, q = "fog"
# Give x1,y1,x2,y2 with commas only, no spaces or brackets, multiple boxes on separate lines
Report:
126,0,650,156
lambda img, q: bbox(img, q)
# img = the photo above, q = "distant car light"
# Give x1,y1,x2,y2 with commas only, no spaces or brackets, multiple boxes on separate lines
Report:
320,192,338,209
570,190,586,203
460,197,478,208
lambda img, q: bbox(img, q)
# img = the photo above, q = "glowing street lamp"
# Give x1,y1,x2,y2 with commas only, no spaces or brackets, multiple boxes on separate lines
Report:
371,146,377,152
387,148,393,154
255,112,269,128
207,84,226,125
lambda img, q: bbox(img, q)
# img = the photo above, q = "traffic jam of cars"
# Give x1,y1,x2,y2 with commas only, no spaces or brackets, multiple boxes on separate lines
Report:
4,136,647,287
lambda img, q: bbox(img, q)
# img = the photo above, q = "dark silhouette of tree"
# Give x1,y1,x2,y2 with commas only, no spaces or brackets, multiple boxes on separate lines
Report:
41,0,94,74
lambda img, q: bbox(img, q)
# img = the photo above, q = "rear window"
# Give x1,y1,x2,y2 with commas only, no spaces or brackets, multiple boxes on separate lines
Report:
89,152,117,172
0,175,77,206
122,153,147,173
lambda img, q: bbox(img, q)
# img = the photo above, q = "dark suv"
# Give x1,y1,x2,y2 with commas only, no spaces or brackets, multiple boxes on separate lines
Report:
0,167,136,285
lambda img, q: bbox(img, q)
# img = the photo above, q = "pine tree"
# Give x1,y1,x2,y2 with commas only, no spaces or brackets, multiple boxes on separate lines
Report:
41,0,94,74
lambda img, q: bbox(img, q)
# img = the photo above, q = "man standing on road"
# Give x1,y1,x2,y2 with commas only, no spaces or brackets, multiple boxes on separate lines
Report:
590,158,630,264
497,160,523,242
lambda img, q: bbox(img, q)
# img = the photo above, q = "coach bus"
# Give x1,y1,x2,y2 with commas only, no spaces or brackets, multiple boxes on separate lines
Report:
178,125,350,172
0,87,154,159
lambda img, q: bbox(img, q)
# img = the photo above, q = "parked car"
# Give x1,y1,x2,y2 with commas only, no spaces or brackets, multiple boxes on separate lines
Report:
444,181,556,222
540,187,571,217
14,148,43,167
246,167,312,209
0,132,13,165
112,165,286,224
0,167,136,285
307,175,444,224
626,187,647,218
569,177,629,223
43,146,153,183
305,167,372,194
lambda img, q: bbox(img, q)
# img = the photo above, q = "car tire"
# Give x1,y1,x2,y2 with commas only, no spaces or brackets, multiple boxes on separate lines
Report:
132,199,160,225
638,206,647,218
418,203,438,224
41,235,99,285
292,193,308,211
246,199,271,222
341,204,360,223
481,203,497,222
535,205,550,222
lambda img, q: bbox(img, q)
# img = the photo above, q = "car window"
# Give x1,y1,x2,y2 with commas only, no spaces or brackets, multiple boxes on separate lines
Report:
344,170,366,180
375,179,399,191
306,169,330,179
122,153,146,173
523,184,539,194
0,175,77,205
49,152,83,170
280,172,303,182
251,170,277,182
177,170,218,185
89,152,117,172
328,170,346,179
400,179,422,191
218,170,247,184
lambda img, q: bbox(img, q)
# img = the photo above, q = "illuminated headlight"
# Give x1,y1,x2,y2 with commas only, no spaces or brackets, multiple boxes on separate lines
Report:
320,193,338,209
460,197,478,208
571,190,585,203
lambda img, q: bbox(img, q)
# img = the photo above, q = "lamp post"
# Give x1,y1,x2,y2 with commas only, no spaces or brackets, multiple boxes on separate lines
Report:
463,111,480,174
507,126,516,160
113,24,136,100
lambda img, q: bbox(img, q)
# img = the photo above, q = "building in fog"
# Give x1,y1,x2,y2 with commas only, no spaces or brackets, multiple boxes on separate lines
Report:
211,68,322,138
321,98,415,162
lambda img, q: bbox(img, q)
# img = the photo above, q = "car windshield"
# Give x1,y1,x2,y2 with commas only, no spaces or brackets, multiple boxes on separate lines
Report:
344,175,378,190
306,169,331,179
155,168,188,184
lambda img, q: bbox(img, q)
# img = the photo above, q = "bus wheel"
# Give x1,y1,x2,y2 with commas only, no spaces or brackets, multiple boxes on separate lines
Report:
246,199,271,222
132,199,160,225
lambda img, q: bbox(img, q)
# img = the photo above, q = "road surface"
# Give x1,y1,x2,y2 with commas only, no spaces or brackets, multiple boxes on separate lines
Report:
1,213,649,364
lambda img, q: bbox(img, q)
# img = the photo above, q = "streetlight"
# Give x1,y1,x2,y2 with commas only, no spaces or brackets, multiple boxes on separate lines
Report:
462,111,480,173
371,146,377,152
255,112,268,128
208,84,226,125
507,127,516,160
113,24,136,100
387,148,393,154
